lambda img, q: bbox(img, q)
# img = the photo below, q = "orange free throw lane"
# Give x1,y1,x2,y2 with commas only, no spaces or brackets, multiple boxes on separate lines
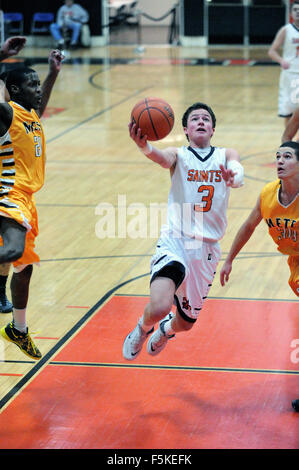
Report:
54,296,299,372
0,296,298,449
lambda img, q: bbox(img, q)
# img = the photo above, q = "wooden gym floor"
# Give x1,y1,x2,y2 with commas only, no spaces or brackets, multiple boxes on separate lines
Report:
0,42,298,450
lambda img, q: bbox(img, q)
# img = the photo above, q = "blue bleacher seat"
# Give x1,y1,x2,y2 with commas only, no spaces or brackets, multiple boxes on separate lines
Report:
31,12,54,34
4,12,24,35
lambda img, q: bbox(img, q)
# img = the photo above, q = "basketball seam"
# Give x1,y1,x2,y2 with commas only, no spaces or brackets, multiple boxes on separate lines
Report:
132,98,174,141
145,97,159,140
148,106,173,129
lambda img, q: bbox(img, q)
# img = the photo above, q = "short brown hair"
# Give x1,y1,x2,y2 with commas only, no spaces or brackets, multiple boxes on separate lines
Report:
182,102,216,128
280,141,299,161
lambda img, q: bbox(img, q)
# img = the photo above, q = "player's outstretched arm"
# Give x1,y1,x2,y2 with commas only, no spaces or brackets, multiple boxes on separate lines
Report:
0,79,12,133
0,80,13,135
0,36,26,62
0,37,27,109
38,49,64,118
0,36,21,133
282,107,299,142
129,121,177,169
220,196,262,286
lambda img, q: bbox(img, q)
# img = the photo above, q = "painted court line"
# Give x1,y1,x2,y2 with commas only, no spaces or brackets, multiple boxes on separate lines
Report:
33,337,60,340
0,281,297,411
49,361,299,376
115,293,299,302
66,306,90,309
0,373,23,377
0,273,148,410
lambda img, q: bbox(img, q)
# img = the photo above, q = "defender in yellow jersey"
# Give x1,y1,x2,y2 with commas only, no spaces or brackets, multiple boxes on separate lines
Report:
280,114,299,413
220,141,299,413
220,141,299,296
0,38,30,315
0,37,64,360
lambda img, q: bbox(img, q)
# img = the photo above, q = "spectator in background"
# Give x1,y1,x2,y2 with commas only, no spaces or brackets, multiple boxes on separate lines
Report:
50,0,89,49
268,1,299,127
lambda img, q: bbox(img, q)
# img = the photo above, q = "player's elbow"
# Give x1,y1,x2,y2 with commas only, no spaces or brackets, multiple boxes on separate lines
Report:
158,154,175,169
160,159,172,169
268,48,275,60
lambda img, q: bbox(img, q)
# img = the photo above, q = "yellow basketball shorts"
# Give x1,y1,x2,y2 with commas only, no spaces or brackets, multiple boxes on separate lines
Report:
0,190,40,272
287,255,299,297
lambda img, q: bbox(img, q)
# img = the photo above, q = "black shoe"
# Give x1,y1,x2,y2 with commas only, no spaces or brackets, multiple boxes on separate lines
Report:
0,291,13,313
292,399,299,412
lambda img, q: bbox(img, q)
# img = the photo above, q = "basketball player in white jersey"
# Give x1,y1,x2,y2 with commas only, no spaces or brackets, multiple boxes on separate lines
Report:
123,102,244,360
268,0,299,126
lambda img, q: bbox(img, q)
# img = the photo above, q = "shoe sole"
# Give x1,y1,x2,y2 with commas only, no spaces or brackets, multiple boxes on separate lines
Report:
0,327,42,360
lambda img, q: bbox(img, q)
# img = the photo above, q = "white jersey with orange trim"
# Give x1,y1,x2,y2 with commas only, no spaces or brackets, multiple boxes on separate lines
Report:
166,145,230,243
282,23,299,73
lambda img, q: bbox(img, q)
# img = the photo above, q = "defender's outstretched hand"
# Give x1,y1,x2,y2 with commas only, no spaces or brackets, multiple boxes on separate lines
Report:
48,49,65,73
1,36,26,57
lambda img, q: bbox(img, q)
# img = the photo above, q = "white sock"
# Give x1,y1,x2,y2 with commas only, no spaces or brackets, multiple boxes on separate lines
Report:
164,317,175,337
12,308,27,333
139,316,154,333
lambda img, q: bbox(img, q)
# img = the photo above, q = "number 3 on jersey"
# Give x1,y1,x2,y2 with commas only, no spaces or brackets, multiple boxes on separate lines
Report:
34,136,42,157
194,185,214,212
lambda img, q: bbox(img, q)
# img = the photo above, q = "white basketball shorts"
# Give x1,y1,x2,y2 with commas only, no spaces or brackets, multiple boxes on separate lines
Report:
278,70,299,117
150,233,221,321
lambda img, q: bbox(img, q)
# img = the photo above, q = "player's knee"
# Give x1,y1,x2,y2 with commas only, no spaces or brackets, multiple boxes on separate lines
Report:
17,264,33,280
0,246,24,263
11,265,33,290
150,299,173,322
175,311,196,331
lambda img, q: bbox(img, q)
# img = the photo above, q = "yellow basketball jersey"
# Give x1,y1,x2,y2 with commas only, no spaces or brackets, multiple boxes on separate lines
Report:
260,180,299,256
0,101,46,197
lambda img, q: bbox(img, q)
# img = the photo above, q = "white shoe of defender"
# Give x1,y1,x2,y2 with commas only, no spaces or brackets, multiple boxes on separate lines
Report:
147,312,175,356
123,320,154,361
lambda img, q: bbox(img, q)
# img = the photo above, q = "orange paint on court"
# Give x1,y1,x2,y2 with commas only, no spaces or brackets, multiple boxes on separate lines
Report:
0,295,298,449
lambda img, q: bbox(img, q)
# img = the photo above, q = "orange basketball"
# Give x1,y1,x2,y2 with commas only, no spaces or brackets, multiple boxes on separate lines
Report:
130,97,175,141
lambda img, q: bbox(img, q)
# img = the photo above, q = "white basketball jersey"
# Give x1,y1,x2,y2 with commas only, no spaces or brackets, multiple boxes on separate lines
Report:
166,146,230,242
282,23,299,73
